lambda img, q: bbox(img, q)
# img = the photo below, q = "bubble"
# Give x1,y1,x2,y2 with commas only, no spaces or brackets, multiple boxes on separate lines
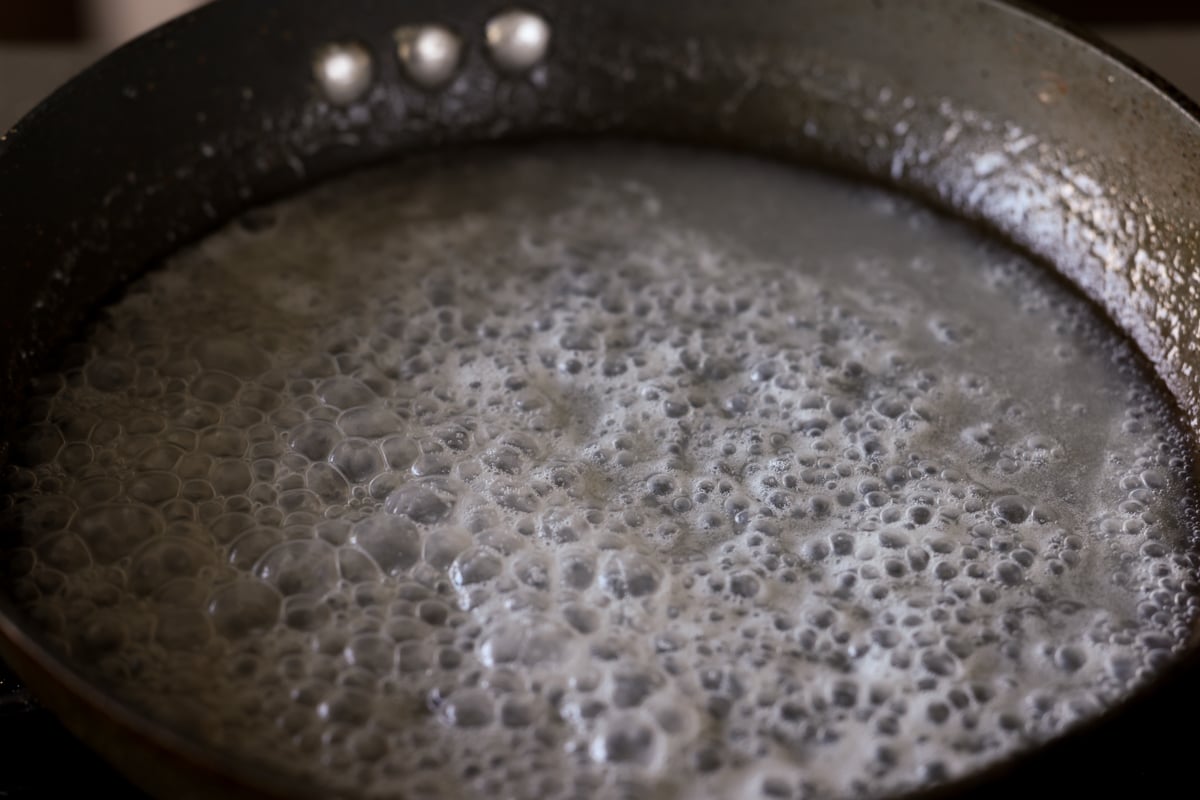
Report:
192,338,269,378
612,669,663,708
16,494,76,537
423,526,472,569
482,446,522,474
288,421,341,461
349,514,422,576
381,436,419,471
339,406,403,438
191,372,241,404
599,552,662,598
663,399,690,418
992,496,1032,524
479,623,522,666
336,547,379,584
307,463,349,503
255,540,340,596
128,472,182,505
35,533,91,573
318,688,373,726
207,460,251,495
562,603,600,634
199,427,248,458
561,554,600,592
317,378,375,409
228,527,284,570
441,688,495,728
85,356,137,392
326,439,381,483
155,607,213,651
830,532,854,556
1053,646,1086,672
130,537,215,595
344,635,395,675
385,478,461,524
74,504,163,564
994,561,1024,586
500,697,537,728
1141,469,1167,490
207,580,281,638
590,714,660,766
729,572,762,598
280,594,331,631
450,546,504,586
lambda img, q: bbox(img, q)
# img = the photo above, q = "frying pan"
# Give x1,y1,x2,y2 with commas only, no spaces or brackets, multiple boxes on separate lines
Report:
2,0,1200,797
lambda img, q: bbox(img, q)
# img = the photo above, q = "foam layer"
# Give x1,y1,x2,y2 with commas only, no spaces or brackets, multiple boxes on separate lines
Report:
3,143,1198,799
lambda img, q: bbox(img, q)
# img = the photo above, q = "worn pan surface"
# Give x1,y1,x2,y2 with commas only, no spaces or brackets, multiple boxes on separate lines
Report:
2,0,1200,797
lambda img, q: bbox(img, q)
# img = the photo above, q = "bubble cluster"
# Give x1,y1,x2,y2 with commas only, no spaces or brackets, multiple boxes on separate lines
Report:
3,143,1198,799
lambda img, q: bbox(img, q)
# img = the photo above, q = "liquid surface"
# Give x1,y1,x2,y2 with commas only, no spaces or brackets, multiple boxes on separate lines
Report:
3,144,1198,799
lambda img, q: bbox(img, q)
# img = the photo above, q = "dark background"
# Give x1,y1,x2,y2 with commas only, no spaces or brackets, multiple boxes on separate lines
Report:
1042,0,1200,20
2,1,1200,41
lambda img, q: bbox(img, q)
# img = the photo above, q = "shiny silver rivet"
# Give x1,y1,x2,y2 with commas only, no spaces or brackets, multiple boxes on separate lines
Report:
394,25,463,89
313,42,374,105
485,9,551,74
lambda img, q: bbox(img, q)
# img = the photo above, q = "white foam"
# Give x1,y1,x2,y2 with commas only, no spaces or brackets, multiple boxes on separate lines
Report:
3,143,1197,799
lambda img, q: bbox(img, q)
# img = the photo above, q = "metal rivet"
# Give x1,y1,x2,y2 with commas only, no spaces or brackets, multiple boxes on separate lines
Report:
394,25,463,89
313,42,374,105
485,9,551,74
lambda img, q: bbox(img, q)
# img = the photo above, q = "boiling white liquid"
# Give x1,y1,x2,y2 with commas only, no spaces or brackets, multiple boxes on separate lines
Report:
4,143,1198,799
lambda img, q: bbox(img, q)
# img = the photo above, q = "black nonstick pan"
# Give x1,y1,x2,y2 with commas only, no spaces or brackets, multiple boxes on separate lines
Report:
3,1,1200,798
